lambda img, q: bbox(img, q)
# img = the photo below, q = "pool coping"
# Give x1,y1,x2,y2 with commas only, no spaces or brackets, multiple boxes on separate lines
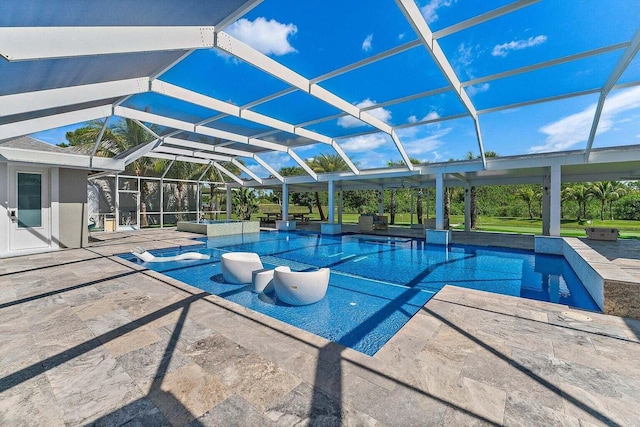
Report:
535,236,640,318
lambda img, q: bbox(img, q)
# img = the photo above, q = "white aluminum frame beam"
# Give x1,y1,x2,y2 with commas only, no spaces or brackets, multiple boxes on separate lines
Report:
0,105,113,140
151,79,359,174
231,158,263,184
215,31,412,170
0,78,148,117
585,28,640,159
152,145,233,162
0,27,214,61
395,0,486,167
148,152,210,166
213,162,244,185
114,106,314,180
122,139,163,167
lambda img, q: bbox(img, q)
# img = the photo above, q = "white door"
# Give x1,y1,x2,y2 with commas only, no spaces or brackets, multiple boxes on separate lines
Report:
8,166,50,251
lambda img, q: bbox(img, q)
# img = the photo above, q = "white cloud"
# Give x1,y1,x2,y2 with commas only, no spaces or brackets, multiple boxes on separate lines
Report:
420,0,455,24
406,111,440,124
340,134,388,153
466,83,490,97
492,35,547,57
362,34,373,52
401,127,452,156
226,17,297,56
530,86,640,153
252,152,291,174
337,99,392,128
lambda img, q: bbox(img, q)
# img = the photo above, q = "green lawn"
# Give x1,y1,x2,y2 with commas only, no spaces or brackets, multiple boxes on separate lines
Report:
295,207,640,239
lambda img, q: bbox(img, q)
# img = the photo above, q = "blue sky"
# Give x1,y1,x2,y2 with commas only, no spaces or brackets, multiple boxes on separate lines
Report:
33,0,640,176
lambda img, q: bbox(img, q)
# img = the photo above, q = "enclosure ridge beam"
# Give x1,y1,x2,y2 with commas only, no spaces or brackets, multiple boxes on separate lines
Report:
0,26,215,61
0,104,113,141
0,78,148,117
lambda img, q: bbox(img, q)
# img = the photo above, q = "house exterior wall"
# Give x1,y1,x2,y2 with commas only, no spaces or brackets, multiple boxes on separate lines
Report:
0,163,8,255
58,168,89,248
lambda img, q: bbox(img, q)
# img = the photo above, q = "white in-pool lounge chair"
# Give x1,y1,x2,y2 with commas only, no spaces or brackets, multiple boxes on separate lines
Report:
273,266,330,305
131,247,210,263
221,252,264,284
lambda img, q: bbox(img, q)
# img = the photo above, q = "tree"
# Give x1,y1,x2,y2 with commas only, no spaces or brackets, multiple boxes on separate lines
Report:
307,154,349,221
66,118,158,226
590,181,627,221
465,151,498,228
386,160,406,224
155,160,204,221
515,187,539,219
232,187,258,220
565,183,592,220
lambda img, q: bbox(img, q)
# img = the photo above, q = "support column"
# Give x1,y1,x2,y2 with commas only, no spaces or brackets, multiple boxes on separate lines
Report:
542,175,551,236
426,171,450,245
328,179,335,223
282,182,289,220
337,189,343,224
321,179,341,234
115,174,120,231
435,173,444,230
226,186,232,220
277,182,296,230
378,188,384,216
550,163,561,236
464,183,471,232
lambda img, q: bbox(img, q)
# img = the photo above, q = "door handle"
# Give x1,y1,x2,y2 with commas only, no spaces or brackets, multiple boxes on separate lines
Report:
9,209,17,222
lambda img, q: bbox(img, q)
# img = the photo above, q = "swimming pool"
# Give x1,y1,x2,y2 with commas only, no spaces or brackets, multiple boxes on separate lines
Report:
122,231,599,355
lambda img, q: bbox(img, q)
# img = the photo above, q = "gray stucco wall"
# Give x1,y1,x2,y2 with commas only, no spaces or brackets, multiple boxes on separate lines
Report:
0,163,7,255
58,168,89,248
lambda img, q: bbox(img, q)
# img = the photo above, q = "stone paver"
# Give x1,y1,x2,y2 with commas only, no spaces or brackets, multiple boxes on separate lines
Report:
0,228,639,426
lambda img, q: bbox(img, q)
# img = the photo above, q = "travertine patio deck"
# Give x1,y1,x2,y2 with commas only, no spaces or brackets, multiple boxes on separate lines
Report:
1,228,639,426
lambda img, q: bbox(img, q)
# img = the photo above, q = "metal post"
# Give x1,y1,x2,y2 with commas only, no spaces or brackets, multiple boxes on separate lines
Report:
550,163,561,236
337,189,343,224
226,186,232,220
115,174,120,231
282,182,289,220
464,183,471,232
436,173,444,230
328,180,335,224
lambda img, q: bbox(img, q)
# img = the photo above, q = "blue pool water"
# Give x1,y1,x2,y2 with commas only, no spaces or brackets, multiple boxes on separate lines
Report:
121,231,599,355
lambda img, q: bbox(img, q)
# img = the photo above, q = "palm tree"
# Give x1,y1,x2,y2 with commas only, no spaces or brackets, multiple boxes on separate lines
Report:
465,151,498,228
590,181,626,221
591,181,627,220
516,187,539,219
386,160,406,224
232,187,258,220
307,154,349,221
66,118,158,226
565,183,592,220
155,160,204,221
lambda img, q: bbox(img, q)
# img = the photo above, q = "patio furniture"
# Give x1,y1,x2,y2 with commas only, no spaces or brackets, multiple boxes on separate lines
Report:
358,214,388,232
585,227,619,241
131,247,210,263
252,268,274,293
273,266,330,305
221,252,264,284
